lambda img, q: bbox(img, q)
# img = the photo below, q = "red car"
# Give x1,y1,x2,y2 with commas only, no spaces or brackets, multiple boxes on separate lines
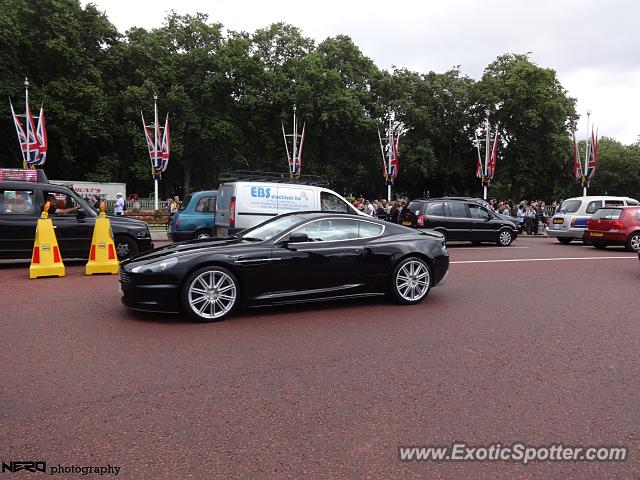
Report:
586,206,640,251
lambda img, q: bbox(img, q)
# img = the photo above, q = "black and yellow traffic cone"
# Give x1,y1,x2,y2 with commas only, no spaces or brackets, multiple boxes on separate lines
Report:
85,202,119,275
29,201,65,279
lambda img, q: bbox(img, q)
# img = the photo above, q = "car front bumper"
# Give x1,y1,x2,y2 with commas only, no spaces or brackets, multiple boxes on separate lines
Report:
119,270,181,313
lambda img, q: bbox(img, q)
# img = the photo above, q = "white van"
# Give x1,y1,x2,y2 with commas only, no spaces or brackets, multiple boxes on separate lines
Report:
547,195,639,243
215,175,363,236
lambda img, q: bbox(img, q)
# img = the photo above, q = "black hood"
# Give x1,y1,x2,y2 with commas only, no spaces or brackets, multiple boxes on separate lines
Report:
107,215,149,229
123,236,250,264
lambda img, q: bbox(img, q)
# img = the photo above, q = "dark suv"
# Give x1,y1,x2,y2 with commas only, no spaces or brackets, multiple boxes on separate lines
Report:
0,168,153,260
400,197,518,246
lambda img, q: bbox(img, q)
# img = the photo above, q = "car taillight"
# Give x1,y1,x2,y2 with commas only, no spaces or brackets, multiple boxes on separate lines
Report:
417,215,425,227
230,197,236,228
611,221,625,229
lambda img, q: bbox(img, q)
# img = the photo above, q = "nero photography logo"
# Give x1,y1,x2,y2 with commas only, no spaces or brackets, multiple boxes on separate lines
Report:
2,461,46,473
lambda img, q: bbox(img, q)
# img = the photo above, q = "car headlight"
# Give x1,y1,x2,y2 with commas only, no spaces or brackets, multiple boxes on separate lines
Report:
441,240,448,254
137,229,150,238
131,257,178,274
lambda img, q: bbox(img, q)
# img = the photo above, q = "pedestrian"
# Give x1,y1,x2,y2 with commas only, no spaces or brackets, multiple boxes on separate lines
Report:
516,205,525,233
536,202,546,235
114,192,125,216
524,205,535,235
364,199,375,216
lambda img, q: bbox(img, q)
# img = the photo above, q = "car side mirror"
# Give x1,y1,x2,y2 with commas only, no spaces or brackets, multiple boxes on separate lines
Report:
76,207,86,219
485,214,492,221
287,232,309,244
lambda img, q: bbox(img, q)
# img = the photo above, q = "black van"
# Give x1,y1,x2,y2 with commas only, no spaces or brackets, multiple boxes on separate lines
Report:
400,197,518,246
0,168,153,259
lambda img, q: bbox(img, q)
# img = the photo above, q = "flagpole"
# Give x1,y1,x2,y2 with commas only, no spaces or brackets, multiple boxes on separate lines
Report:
153,94,159,211
583,110,591,197
24,78,29,169
484,111,490,200
292,105,297,178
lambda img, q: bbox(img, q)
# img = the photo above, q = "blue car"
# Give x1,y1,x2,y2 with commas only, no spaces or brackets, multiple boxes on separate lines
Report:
169,190,217,242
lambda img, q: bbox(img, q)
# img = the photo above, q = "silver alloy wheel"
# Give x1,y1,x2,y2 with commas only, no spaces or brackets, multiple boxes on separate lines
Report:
630,234,640,250
116,241,130,257
196,232,211,239
188,270,237,320
395,260,430,302
499,230,512,246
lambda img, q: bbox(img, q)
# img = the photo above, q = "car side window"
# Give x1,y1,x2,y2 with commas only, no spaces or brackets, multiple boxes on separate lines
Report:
290,218,360,242
586,201,602,214
195,197,216,213
44,191,80,215
468,204,489,219
320,192,350,212
446,201,469,218
427,202,445,216
358,221,383,238
627,200,639,206
604,200,624,207
1,189,35,215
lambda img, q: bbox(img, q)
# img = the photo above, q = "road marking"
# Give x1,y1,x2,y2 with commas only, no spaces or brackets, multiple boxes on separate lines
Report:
453,246,530,250
451,256,637,264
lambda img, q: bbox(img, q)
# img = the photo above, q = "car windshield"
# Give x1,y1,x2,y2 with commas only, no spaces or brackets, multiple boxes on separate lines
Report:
239,215,304,242
593,208,623,220
559,200,581,213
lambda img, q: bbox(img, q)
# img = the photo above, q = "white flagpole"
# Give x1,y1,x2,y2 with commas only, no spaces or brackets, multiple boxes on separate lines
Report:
292,105,297,177
24,78,29,169
154,94,159,211
484,111,490,201
387,113,393,202
583,110,591,197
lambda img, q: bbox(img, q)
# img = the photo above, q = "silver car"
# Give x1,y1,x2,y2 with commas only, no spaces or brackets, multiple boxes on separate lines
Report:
546,196,639,244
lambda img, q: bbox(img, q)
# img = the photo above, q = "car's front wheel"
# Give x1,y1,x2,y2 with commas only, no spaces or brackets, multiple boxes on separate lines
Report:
390,257,432,305
181,266,239,322
497,229,514,246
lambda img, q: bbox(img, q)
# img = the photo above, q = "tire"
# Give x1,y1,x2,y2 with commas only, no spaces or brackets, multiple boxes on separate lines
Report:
114,235,139,259
625,231,640,251
181,265,239,322
390,257,432,305
193,229,212,240
557,237,573,244
496,229,513,247
591,240,607,249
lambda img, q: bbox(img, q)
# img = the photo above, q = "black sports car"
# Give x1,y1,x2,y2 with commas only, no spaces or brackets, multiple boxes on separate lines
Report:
119,211,449,322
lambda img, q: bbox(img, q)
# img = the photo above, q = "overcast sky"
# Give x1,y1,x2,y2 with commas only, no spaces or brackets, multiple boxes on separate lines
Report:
85,0,640,144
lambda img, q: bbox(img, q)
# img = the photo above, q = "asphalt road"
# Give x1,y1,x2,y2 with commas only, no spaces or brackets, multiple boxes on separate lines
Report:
1,236,639,479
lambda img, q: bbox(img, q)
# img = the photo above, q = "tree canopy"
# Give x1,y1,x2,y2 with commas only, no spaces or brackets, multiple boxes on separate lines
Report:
1,0,637,200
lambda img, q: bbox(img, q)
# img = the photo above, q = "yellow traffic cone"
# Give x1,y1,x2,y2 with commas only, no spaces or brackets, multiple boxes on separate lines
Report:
29,201,65,279
85,202,119,275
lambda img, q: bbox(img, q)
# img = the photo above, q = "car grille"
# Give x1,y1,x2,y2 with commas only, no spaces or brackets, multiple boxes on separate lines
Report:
119,271,133,284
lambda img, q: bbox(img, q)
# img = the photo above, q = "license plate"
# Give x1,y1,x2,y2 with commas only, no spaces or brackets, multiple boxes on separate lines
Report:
402,221,412,226
553,218,564,224
590,232,603,237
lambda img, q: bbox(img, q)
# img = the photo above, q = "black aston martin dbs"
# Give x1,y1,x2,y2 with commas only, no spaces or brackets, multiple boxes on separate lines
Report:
119,211,449,322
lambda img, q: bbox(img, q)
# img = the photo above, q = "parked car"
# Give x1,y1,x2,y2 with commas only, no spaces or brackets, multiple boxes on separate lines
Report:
168,190,217,242
215,171,363,236
120,211,449,322
437,196,518,225
399,197,518,246
546,196,639,244
585,206,640,251
0,168,153,260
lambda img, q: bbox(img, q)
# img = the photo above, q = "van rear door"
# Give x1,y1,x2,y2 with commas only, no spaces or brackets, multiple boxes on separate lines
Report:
215,183,234,236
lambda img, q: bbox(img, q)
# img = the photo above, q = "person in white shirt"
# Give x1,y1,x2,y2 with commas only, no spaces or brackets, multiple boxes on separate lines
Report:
365,200,375,216
114,192,125,215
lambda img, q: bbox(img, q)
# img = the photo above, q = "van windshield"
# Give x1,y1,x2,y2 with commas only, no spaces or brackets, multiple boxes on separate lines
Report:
558,200,581,213
239,215,304,242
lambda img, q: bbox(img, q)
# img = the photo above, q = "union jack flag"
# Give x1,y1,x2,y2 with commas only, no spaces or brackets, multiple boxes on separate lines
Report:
485,130,499,182
10,101,47,166
474,134,483,178
572,131,582,181
141,113,170,179
584,128,597,183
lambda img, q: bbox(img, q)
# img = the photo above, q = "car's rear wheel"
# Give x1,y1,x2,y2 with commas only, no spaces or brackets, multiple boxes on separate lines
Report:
625,231,640,251
114,235,139,259
557,237,572,244
497,229,513,246
181,266,239,322
193,229,212,239
390,257,432,305
591,240,607,249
